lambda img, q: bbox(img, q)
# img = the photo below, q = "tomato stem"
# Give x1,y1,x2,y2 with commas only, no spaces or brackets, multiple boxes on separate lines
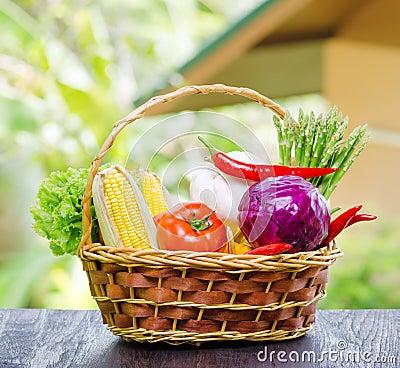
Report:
184,209,214,232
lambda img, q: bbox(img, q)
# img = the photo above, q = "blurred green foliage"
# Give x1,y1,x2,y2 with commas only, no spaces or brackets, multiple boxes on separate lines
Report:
320,219,400,309
0,0,398,311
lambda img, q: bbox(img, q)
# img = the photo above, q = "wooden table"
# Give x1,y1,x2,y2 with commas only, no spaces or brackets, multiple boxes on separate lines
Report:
0,309,398,367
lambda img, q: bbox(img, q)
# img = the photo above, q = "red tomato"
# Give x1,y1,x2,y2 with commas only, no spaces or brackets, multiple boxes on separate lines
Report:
156,202,227,252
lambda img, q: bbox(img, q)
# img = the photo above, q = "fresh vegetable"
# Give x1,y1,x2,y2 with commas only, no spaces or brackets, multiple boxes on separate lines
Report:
321,206,377,247
346,213,377,227
92,165,158,249
31,166,109,256
323,205,362,245
273,107,370,198
219,241,253,255
238,176,330,252
198,136,338,181
190,151,263,234
132,168,171,217
156,202,227,252
245,243,293,255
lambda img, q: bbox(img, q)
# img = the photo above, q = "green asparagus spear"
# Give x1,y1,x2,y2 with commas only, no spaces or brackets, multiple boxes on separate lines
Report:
273,106,369,199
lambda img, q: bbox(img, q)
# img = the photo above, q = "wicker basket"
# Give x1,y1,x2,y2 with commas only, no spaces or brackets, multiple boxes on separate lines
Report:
78,84,343,345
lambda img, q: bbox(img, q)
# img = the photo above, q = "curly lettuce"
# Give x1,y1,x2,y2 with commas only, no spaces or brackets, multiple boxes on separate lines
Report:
31,166,107,256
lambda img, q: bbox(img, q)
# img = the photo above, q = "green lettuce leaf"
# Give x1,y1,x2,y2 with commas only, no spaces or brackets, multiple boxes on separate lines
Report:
31,166,108,256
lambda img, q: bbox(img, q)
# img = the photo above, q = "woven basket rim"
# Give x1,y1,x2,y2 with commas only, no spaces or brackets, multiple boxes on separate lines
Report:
80,242,343,271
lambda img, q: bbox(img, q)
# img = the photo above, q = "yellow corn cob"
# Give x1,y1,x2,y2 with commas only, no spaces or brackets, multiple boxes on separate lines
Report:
141,170,169,217
92,165,157,249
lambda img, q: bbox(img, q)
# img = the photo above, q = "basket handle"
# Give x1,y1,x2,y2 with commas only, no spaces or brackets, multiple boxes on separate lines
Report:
78,84,285,252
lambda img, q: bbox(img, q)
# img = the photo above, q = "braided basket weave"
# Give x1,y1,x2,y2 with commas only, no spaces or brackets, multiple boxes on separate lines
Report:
78,84,343,345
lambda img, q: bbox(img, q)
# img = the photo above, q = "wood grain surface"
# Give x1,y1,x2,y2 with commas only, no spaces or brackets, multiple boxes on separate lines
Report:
0,309,398,368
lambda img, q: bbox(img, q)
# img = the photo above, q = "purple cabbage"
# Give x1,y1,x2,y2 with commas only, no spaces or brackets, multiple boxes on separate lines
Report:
238,176,330,252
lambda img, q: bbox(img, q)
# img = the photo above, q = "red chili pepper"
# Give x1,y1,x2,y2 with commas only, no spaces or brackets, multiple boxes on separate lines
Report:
245,243,293,255
198,136,338,181
323,205,362,244
345,213,377,228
